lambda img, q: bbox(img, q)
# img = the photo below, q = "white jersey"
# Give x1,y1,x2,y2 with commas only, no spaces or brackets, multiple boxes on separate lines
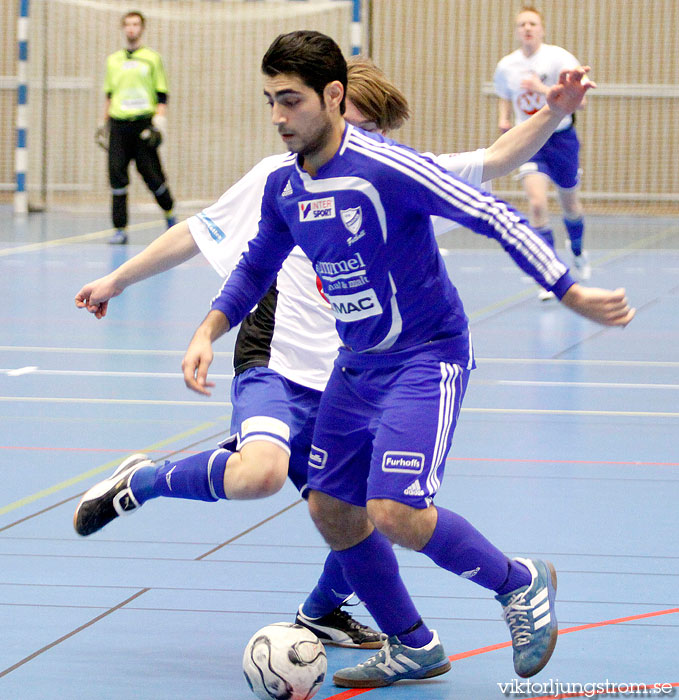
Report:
493,43,580,132
188,147,487,390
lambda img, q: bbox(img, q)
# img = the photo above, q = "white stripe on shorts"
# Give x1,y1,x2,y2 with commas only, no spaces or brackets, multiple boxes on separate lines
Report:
428,363,460,495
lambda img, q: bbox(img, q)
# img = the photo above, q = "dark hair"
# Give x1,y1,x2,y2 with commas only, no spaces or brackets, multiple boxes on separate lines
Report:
122,11,145,27
262,31,347,113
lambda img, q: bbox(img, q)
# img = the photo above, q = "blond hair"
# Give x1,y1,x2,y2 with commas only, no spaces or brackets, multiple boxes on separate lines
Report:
518,5,544,23
346,56,410,134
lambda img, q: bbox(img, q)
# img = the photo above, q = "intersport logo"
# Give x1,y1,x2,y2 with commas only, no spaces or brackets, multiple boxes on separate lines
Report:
299,197,336,222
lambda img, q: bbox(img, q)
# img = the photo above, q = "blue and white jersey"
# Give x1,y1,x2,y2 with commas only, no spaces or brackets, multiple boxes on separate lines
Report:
212,125,574,367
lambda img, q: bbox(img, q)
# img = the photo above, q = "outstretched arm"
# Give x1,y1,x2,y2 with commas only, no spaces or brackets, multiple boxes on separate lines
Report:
74,220,199,319
560,283,635,326
182,309,231,396
483,67,595,181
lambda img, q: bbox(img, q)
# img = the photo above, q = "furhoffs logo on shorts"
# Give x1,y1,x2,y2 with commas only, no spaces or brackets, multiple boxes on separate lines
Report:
381,451,425,474
308,445,328,469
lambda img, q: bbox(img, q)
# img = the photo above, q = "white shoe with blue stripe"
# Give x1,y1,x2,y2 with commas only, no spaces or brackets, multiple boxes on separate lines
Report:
496,558,558,678
333,629,450,688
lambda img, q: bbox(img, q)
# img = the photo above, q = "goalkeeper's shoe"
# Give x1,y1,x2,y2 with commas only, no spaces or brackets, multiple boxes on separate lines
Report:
496,558,558,678
73,454,152,536
333,630,450,688
295,605,382,649
108,228,128,245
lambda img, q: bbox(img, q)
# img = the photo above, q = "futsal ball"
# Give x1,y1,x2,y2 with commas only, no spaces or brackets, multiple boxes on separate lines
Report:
242,622,327,700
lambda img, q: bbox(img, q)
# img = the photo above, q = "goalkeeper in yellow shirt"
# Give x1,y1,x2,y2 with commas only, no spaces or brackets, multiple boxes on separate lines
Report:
99,11,175,244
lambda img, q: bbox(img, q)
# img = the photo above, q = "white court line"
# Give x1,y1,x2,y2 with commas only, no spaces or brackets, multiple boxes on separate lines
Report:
479,358,679,368
0,347,675,366
0,396,230,407
3,368,234,380
6,366,38,377
462,407,679,418
498,380,679,390
0,346,233,357
0,396,676,417
3,369,674,387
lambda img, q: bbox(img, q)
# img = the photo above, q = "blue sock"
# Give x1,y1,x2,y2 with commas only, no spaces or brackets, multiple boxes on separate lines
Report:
419,507,531,593
496,559,533,596
535,226,555,250
563,216,584,256
129,449,230,504
334,529,433,648
301,551,354,618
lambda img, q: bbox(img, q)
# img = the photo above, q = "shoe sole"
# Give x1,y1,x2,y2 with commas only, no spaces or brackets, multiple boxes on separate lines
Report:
333,659,451,688
72,453,149,536
518,561,558,678
322,638,383,650
296,618,383,650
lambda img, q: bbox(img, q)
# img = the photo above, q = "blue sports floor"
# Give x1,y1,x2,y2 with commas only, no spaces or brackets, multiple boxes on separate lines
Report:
1,208,678,699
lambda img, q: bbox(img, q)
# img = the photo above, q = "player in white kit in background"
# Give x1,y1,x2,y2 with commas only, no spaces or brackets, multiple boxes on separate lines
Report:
494,4,591,299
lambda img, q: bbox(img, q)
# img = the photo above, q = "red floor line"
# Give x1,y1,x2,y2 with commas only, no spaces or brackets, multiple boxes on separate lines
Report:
529,681,679,700
321,608,679,700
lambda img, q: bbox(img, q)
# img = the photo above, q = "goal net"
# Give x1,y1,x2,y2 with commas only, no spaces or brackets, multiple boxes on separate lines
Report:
2,0,677,219
6,0,352,212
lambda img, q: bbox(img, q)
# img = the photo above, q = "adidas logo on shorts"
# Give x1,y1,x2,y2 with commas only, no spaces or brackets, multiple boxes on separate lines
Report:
403,479,425,496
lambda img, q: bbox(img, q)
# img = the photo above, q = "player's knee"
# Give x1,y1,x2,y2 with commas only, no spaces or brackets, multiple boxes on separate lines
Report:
307,491,369,549
367,499,433,550
561,198,583,219
528,199,549,226
367,499,407,539
239,441,288,497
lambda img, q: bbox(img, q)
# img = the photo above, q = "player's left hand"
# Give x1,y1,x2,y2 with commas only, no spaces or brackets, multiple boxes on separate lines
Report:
560,283,635,326
546,66,596,116
520,72,547,93
182,330,216,396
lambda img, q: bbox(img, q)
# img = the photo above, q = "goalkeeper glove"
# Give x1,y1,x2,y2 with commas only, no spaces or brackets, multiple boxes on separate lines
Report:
140,114,166,148
95,123,109,151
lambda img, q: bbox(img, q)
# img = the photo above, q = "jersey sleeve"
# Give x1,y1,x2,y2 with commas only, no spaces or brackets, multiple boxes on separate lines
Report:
152,52,169,95
429,149,488,237
210,175,296,327
399,152,576,297
433,149,486,188
493,61,511,100
557,46,581,71
103,54,113,94
186,157,278,278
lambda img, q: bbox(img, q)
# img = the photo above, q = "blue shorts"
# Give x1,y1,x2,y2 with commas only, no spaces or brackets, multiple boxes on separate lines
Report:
228,367,322,496
518,126,581,190
307,359,470,508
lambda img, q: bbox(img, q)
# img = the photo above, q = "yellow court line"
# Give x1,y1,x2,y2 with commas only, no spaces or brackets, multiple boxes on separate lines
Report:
0,417,228,517
0,220,162,257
